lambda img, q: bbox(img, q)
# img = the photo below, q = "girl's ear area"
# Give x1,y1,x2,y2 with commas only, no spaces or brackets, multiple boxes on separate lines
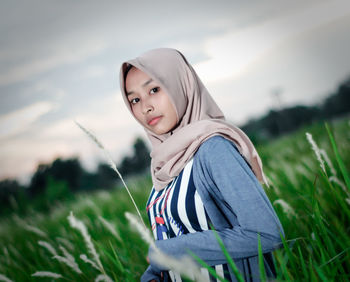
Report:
121,63,134,96
120,62,133,112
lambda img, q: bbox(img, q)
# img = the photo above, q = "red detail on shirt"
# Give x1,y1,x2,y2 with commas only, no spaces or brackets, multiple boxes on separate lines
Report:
146,186,173,212
155,216,165,225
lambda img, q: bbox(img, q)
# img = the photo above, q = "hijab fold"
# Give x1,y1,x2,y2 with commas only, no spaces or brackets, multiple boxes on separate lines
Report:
119,48,268,191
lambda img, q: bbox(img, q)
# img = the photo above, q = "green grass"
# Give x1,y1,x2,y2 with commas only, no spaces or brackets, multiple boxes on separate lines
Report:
0,118,349,281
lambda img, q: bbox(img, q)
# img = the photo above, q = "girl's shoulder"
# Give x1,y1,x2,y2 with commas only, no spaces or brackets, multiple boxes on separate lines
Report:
195,135,239,158
194,135,251,171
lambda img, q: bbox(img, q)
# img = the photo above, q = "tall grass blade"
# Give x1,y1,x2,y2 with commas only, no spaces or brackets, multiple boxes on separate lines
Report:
187,250,228,282
279,232,296,279
208,224,244,282
319,247,350,268
325,122,350,189
257,233,267,282
108,240,125,274
314,264,329,282
297,245,308,280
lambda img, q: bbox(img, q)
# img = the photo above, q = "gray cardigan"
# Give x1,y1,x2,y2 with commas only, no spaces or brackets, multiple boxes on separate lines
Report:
143,136,284,281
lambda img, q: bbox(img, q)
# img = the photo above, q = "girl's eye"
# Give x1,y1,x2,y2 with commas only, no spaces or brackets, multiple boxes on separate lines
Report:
150,87,160,94
130,98,140,105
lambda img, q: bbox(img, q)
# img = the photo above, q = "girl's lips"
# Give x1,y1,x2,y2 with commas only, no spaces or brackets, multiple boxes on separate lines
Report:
148,116,162,126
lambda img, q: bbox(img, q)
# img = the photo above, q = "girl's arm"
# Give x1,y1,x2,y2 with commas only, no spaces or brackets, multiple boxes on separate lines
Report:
148,136,284,269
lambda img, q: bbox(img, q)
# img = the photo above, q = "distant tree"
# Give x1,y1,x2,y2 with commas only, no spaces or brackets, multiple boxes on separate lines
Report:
95,163,118,189
132,137,151,171
79,171,99,191
240,76,350,141
28,163,50,196
28,157,84,196
45,176,72,203
0,179,25,212
118,137,150,177
322,77,350,118
50,158,83,191
268,106,320,135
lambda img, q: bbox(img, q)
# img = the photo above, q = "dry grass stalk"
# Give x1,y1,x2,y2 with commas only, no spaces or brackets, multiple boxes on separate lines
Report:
67,211,104,272
329,176,348,194
56,237,74,251
306,132,326,173
75,121,146,228
52,245,82,274
31,271,62,279
98,216,121,241
95,274,114,282
38,241,58,257
0,274,13,282
320,149,337,176
273,199,297,218
23,225,47,238
80,254,100,271
345,198,350,206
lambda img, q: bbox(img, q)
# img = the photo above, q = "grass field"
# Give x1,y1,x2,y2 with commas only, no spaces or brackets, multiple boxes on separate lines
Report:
0,118,349,281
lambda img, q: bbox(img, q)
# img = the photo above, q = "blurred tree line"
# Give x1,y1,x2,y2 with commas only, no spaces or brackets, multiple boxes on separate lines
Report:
0,137,150,216
0,75,349,216
241,75,350,143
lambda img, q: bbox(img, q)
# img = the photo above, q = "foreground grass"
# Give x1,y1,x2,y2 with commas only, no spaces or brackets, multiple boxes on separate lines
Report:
0,175,153,281
0,118,349,281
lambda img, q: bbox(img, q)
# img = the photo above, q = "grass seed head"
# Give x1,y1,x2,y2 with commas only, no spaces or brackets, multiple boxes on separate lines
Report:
31,271,62,279
80,254,100,271
95,274,114,282
98,216,121,241
67,211,103,271
23,225,47,238
306,132,326,173
273,199,297,218
38,241,58,257
0,274,13,282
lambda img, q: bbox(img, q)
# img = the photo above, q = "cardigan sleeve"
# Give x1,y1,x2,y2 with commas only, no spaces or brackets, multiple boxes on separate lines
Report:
148,136,284,269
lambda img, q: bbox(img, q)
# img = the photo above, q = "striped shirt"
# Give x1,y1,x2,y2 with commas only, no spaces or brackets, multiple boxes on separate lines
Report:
146,158,232,281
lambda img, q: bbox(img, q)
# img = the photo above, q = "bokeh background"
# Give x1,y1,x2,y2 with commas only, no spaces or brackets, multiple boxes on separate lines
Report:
1,0,350,186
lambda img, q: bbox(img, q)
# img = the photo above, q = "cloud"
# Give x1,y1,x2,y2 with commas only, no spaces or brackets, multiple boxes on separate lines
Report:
0,101,56,139
0,39,107,86
194,0,350,83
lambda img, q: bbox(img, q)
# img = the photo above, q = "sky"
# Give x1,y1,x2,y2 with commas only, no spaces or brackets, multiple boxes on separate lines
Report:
1,0,350,185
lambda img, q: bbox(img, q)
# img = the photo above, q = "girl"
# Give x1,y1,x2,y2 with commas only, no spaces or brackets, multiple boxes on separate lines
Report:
119,48,284,282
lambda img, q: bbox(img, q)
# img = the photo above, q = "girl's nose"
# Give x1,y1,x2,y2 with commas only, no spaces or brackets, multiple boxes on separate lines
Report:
142,101,154,114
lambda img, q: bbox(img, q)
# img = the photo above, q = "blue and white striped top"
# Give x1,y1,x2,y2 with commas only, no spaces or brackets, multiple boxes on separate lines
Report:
146,158,232,281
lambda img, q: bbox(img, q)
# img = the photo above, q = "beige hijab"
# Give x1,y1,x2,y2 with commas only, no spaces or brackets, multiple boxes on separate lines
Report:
119,48,268,191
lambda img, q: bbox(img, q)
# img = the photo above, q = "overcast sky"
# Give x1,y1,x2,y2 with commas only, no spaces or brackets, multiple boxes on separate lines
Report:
1,0,350,185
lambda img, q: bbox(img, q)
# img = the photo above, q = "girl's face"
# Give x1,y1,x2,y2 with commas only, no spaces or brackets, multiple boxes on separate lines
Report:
125,67,178,135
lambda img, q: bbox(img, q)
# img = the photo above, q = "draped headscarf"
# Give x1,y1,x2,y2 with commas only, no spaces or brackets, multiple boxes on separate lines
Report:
119,48,268,191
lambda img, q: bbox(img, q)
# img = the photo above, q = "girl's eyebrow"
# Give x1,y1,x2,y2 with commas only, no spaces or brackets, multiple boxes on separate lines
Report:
126,79,153,96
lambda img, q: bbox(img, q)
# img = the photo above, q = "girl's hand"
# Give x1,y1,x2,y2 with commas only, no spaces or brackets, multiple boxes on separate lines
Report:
146,256,165,281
